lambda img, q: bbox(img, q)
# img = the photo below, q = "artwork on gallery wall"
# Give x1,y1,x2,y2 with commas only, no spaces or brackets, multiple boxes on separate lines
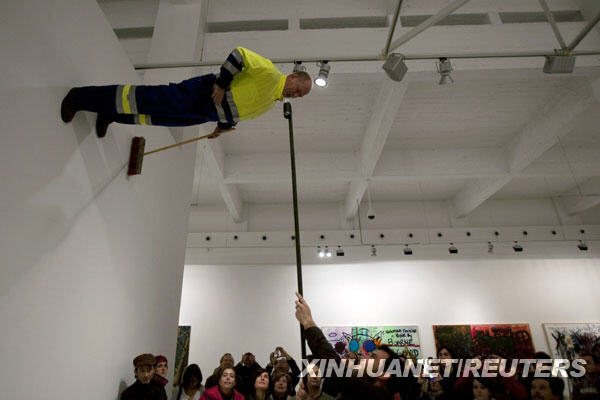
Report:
172,325,191,389
432,324,535,359
321,325,422,358
543,322,600,397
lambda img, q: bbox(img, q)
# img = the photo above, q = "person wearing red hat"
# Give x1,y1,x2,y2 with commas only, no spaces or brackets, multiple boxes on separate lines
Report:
121,353,168,400
154,355,169,386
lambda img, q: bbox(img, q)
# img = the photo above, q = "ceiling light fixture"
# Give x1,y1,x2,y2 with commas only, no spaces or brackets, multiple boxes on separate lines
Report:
437,57,454,85
383,53,408,82
315,61,330,87
487,241,494,254
325,246,332,258
448,243,458,254
317,246,325,258
293,60,306,73
366,182,375,220
370,244,377,257
513,241,523,252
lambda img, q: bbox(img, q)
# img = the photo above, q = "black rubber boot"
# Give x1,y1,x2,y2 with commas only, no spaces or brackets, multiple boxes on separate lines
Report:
95,114,112,138
60,88,79,123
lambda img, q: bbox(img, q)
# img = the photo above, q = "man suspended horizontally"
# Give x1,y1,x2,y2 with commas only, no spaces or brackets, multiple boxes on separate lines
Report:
61,47,312,138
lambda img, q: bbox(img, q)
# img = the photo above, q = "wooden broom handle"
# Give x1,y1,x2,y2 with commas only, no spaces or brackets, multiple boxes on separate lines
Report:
143,128,235,156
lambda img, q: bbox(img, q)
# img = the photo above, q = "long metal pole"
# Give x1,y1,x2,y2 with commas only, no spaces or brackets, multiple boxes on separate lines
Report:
133,50,600,70
284,100,306,360
386,0,473,54
538,0,567,49
568,11,600,51
382,0,404,58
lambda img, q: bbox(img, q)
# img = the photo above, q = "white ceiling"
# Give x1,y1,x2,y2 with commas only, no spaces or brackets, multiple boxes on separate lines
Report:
238,181,351,204
222,73,382,154
99,0,600,235
491,176,578,199
387,75,582,150
369,179,468,201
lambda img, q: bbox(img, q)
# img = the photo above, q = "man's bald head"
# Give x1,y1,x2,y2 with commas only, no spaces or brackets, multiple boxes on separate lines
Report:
283,72,312,98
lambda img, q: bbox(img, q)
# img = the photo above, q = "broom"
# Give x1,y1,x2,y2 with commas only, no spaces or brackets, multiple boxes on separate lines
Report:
127,128,234,176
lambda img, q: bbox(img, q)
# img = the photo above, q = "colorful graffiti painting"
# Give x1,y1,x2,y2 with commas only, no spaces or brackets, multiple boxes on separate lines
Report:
432,324,535,359
172,326,191,389
544,323,600,397
544,323,600,361
321,326,421,358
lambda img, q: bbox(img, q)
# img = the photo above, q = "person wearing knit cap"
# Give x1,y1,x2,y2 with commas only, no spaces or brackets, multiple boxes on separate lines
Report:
121,353,168,400
154,355,169,386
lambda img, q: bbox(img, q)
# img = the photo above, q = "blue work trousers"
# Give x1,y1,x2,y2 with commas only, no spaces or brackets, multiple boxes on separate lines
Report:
73,74,236,127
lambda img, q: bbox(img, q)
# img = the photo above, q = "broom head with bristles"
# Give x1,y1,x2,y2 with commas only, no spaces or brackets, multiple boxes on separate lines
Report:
127,136,146,176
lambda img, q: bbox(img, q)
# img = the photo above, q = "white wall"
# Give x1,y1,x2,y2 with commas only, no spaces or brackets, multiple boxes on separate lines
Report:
0,1,196,399
180,258,600,379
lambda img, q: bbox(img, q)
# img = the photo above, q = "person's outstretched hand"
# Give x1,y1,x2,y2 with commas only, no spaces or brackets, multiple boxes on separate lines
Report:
295,292,316,329
212,85,225,105
207,125,222,139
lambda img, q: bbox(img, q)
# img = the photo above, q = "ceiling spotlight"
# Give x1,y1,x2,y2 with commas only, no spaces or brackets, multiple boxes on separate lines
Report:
513,241,523,252
487,242,494,254
370,244,377,257
437,57,454,85
383,53,408,82
325,246,332,258
293,61,306,73
367,208,375,220
403,244,413,256
448,243,458,254
315,61,330,87
577,240,588,251
366,183,375,220
336,246,345,257
318,246,325,258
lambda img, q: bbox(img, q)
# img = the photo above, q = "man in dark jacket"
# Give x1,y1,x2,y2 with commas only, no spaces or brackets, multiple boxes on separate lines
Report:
294,292,394,400
121,353,168,400
234,352,262,396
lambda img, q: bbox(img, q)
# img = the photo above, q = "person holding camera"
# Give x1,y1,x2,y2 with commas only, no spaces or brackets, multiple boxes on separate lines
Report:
235,352,263,397
266,347,301,396
416,358,448,400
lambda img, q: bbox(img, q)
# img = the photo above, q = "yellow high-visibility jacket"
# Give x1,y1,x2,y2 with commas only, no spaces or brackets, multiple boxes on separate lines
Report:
215,47,286,123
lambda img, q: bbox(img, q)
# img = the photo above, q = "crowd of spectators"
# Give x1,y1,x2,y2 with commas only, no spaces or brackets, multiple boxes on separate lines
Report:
120,293,599,400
